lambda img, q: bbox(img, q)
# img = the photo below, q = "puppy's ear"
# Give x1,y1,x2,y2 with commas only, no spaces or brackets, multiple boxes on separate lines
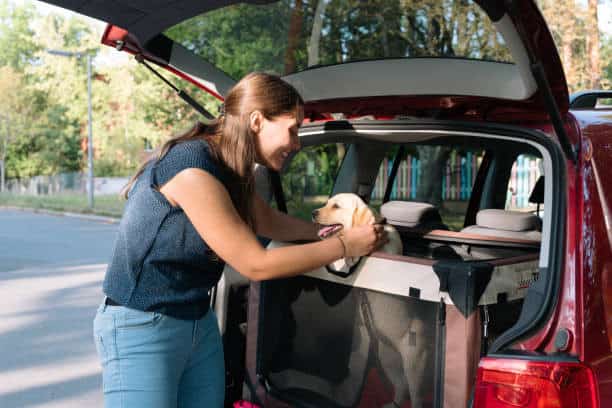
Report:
372,210,385,224
352,206,375,226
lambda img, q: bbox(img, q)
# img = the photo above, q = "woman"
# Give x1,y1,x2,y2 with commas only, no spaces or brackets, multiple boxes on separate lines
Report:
93,72,387,408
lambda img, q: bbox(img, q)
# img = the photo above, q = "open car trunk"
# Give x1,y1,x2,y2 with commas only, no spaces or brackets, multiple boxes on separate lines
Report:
232,120,566,408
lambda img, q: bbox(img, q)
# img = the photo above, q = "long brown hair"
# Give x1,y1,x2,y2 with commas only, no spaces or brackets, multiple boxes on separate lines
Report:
122,72,304,228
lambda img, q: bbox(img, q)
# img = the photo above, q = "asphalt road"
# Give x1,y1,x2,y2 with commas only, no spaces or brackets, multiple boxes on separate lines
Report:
0,209,118,408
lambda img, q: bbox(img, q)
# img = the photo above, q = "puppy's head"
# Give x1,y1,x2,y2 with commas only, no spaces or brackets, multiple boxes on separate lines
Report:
313,193,383,239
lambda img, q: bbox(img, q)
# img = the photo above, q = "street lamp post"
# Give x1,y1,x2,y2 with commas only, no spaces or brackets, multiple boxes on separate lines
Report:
46,49,94,209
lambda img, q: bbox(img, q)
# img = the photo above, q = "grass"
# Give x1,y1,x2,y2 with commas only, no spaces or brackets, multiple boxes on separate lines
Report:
0,192,126,218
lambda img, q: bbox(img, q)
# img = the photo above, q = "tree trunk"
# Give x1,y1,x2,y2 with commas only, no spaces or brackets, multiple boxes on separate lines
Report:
284,0,304,75
561,0,577,91
376,13,390,57
587,0,601,89
308,0,328,67
415,146,452,207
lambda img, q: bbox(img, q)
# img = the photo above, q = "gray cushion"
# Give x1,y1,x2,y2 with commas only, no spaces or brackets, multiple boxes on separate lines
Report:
461,225,541,241
381,201,442,228
476,209,541,232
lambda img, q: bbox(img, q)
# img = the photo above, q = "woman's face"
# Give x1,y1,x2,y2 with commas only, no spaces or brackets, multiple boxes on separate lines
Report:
252,107,303,171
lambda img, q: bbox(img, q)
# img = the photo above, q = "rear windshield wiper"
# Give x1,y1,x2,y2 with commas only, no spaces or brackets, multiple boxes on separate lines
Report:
135,54,215,120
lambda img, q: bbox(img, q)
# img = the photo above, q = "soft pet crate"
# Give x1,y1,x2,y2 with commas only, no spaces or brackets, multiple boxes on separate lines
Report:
244,242,539,408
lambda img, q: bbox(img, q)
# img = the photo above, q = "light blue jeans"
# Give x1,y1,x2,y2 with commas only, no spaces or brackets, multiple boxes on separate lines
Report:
93,300,225,408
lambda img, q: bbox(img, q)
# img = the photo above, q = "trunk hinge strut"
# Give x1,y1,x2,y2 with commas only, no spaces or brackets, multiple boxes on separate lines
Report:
530,62,577,164
135,54,215,120
504,0,577,164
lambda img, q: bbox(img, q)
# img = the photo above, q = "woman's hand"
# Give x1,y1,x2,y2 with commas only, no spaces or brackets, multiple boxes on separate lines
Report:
341,224,388,257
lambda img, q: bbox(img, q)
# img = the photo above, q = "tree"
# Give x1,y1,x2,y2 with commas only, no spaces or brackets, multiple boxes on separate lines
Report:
0,1,39,71
602,34,612,89
285,0,304,74
165,2,292,79
308,0,329,67
587,0,601,89
537,0,607,92
415,146,452,207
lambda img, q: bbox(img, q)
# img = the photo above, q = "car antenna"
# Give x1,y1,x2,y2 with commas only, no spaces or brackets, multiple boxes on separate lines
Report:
134,53,215,120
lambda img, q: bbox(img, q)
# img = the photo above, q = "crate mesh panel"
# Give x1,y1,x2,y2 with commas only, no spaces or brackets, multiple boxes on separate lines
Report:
260,276,439,408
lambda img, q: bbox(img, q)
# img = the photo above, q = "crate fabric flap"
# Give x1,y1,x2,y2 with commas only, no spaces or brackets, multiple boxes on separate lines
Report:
432,261,494,318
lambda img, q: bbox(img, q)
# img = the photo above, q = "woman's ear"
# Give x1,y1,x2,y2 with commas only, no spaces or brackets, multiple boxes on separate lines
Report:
249,110,264,134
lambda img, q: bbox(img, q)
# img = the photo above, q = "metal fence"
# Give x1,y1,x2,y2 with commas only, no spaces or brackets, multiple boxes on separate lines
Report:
4,173,129,196
372,154,542,209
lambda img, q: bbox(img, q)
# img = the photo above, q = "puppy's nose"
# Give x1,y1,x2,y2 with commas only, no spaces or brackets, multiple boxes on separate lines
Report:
312,209,319,218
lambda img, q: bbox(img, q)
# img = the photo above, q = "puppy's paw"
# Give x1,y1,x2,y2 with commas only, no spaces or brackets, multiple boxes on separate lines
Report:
345,256,359,267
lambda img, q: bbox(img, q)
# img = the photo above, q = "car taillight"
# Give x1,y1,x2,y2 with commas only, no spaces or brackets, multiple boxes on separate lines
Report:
474,357,598,408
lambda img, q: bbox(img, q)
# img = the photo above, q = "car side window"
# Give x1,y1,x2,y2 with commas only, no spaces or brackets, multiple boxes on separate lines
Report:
370,145,484,231
504,154,543,212
281,143,347,221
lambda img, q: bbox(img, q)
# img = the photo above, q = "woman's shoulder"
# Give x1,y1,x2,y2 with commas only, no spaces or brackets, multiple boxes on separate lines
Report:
168,138,211,157
156,138,223,185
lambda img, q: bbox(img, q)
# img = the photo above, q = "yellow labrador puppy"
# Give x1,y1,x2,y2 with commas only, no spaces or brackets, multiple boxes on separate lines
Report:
314,193,428,408
313,193,403,264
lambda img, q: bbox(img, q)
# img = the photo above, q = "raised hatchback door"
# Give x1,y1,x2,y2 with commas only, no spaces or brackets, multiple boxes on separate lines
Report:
38,0,574,158
37,1,566,106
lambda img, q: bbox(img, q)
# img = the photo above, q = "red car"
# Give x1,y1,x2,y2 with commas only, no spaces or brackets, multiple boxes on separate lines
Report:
42,1,612,407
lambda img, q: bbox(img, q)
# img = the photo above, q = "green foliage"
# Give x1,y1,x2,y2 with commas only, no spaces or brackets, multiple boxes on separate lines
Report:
165,0,512,80
35,105,82,174
0,1,39,70
282,144,345,217
602,34,612,89
4,104,81,178
166,2,292,78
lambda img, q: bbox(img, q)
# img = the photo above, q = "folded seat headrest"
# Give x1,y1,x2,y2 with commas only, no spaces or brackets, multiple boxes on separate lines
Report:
380,201,445,229
475,209,541,232
461,209,542,242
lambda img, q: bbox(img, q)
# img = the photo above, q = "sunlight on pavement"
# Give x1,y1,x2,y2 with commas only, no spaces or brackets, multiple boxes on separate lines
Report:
0,263,107,407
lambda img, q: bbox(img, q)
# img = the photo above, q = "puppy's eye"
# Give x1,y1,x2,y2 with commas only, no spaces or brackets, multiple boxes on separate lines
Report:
332,203,340,209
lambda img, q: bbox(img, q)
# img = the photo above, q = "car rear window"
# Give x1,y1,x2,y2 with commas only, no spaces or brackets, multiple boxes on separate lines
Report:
165,0,513,79
370,144,485,231
281,143,348,220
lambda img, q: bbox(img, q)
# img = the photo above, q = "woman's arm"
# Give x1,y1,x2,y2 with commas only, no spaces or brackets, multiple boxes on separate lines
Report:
160,168,381,281
253,194,319,242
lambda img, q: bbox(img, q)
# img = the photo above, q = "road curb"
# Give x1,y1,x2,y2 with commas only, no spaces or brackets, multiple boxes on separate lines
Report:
0,205,120,224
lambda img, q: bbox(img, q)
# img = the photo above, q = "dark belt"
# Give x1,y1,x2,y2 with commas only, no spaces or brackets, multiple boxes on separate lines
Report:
105,297,121,306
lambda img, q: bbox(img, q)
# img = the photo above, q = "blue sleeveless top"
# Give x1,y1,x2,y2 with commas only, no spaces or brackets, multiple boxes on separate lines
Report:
103,139,232,319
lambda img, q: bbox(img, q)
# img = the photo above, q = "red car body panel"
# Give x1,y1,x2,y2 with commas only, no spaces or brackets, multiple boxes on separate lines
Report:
574,110,612,405
497,109,612,406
